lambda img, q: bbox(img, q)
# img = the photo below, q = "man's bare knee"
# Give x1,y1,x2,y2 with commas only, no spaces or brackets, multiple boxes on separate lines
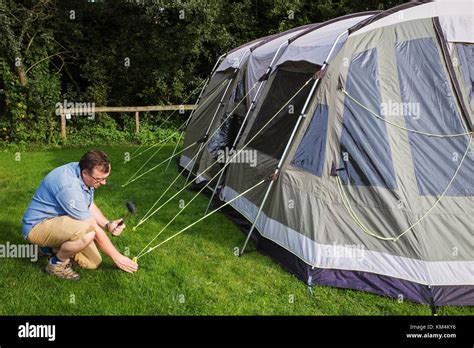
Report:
58,231,95,255
71,231,95,250
76,231,95,249
82,231,95,243
75,223,95,239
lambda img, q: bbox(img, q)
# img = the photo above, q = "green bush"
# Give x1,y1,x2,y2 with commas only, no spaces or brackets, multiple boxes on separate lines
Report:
0,47,61,145
62,111,182,147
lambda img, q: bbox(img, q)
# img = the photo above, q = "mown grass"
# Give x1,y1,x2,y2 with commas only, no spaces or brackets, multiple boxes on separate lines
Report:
0,145,472,316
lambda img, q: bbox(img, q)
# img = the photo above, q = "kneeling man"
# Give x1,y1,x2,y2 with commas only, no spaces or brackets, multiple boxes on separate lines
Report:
22,150,138,280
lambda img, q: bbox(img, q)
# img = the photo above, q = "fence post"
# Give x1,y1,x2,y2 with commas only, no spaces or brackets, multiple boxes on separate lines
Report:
135,111,140,133
61,112,67,139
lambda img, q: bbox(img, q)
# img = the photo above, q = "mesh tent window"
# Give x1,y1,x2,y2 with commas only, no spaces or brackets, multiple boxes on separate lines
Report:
291,104,329,177
396,37,474,196
246,68,315,159
207,79,248,157
339,48,398,189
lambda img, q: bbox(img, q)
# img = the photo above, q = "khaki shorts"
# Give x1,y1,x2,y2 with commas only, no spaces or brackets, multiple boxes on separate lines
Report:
27,216,102,269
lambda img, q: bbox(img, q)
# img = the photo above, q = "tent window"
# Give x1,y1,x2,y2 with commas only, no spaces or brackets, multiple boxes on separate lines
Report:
456,43,474,108
246,69,314,159
208,80,247,157
396,38,474,196
339,48,398,189
291,104,329,177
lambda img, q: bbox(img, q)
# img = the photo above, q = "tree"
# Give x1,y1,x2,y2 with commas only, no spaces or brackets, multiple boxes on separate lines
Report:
0,0,407,144
0,0,64,142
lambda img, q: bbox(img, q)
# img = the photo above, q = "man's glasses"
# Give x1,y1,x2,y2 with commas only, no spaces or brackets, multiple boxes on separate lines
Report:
89,172,108,184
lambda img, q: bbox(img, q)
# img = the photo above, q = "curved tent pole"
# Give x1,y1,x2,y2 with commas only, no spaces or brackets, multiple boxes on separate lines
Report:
185,48,251,185
209,53,228,80
185,52,228,131
205,40,291,214
239,29,349,256
166,53,227,171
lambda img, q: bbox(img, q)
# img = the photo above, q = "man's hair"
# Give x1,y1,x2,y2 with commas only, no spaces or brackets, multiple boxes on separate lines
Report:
79,150,110,174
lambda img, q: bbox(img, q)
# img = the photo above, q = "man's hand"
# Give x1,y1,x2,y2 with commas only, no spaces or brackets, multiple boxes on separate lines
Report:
113,254,138,273
108,219,125,236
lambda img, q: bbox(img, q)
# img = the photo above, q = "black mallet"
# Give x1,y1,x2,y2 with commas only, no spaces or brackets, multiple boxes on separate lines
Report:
117,200,137,227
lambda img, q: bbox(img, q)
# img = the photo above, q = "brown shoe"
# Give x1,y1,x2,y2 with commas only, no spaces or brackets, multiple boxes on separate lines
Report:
70,256,80,268
45,258,81,281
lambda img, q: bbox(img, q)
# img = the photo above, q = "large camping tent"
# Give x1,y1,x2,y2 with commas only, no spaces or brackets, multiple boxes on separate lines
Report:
179,0,474,307
180,23,319,182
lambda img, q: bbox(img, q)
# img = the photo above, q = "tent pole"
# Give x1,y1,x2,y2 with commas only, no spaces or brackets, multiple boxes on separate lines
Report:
239,30,348,256
167,53,227,171
239,115,303,256
184,78,233,184
184,53,228,132
165,131,184,171
185,49,251,185
205,41,289,214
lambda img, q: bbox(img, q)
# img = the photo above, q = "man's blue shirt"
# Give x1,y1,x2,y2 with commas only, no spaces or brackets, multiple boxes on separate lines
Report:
22,162,94,238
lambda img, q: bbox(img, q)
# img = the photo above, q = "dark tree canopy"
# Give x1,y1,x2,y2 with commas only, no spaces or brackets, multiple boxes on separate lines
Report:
0,0,405,144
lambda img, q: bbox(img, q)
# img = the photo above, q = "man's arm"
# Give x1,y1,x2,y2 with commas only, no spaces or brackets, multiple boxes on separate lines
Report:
90,202,109,229
90,202,125,236
86,217,138,273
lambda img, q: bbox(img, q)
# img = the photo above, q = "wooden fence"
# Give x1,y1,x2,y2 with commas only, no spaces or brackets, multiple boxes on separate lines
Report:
59,104,196,139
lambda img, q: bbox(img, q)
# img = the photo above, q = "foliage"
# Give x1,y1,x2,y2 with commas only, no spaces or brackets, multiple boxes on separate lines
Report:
64,111,182,146
0,0,405,145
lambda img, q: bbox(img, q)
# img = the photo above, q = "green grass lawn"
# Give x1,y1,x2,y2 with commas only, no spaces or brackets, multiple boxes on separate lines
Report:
0,145,472,316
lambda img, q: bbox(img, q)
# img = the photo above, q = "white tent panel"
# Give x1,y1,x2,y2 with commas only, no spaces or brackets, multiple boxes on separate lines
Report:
216,40,262,73
439,14,474,44
352,0,474,43
275,15,373,68
246,27,313,100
